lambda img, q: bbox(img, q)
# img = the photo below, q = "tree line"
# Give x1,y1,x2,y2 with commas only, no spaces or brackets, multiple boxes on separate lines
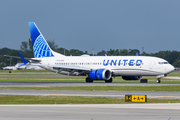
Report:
0,38,180,68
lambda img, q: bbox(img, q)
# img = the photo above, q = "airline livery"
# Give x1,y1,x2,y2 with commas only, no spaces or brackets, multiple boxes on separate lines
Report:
17,22,175,83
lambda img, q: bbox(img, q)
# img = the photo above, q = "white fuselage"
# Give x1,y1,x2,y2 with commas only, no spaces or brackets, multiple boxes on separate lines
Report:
38,55,175,76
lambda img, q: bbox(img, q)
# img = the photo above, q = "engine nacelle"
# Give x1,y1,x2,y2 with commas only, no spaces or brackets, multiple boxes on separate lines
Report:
89,69,111,80
122,76,143,80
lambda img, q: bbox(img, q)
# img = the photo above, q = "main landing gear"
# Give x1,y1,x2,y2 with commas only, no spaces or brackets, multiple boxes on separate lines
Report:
85,77,113,83
105,78,113,83
86,77,93,83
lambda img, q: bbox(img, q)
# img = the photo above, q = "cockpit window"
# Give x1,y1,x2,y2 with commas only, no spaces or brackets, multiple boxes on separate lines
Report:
158,62,169,64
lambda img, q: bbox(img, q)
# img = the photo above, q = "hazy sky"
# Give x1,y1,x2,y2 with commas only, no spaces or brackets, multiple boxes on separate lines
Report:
0,0,180,54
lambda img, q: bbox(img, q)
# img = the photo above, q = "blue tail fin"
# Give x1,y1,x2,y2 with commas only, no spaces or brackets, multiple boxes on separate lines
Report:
29,22,54,58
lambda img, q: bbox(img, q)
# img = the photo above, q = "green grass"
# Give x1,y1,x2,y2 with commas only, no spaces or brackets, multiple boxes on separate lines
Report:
0,95,179,104
1,85,180,92
167,74,180,77
169,71,180,74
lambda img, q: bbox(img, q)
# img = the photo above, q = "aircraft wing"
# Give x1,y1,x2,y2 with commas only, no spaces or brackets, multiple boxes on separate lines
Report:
39,64,92,75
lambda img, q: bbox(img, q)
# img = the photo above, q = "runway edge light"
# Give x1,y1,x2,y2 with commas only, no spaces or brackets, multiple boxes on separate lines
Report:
125,95,147,103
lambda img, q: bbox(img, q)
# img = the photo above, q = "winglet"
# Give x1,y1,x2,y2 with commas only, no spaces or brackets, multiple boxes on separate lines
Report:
18,52,28,67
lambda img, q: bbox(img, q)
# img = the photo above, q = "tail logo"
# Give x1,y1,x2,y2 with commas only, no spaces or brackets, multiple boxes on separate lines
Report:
33,35,54,58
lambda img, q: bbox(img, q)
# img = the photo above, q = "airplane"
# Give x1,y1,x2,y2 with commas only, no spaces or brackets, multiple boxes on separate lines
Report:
7,22,175,83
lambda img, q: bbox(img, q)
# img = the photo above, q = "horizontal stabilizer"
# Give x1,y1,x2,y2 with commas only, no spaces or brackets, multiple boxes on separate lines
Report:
18,52,28,67
4,55,41,63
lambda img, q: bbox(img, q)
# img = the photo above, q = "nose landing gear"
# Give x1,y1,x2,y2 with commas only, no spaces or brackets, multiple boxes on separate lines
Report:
156,79,161,83
156,74,165,83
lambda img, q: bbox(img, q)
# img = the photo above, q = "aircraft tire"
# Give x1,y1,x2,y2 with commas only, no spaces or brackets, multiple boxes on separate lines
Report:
105,78,113,83
156,80,161,83
86,77,93,83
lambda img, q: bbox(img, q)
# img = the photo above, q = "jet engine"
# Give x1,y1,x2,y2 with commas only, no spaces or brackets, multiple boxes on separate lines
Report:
89,69,111,80
122,76,143,80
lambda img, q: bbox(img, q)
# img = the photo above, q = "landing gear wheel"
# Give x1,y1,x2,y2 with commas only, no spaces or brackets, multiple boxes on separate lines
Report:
105,78,113,83
156,79,161,83
86,77,93,83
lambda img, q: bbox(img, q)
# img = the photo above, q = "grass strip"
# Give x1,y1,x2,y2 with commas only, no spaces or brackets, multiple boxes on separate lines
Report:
1,85,180,92
0,95,179,104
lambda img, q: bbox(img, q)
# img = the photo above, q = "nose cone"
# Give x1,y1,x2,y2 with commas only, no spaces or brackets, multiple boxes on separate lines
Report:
168,65,175,73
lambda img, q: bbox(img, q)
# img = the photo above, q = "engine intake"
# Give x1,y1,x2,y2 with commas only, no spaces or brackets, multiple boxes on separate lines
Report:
89,69,111,80
122,76,142,80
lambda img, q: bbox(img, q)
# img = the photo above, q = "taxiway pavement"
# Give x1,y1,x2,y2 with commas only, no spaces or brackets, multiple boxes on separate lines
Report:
0,104,180,120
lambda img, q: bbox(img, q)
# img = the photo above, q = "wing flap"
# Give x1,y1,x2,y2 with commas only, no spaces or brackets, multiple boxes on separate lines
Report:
47,65,91,71
39,64,91,75
53,65,91,71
